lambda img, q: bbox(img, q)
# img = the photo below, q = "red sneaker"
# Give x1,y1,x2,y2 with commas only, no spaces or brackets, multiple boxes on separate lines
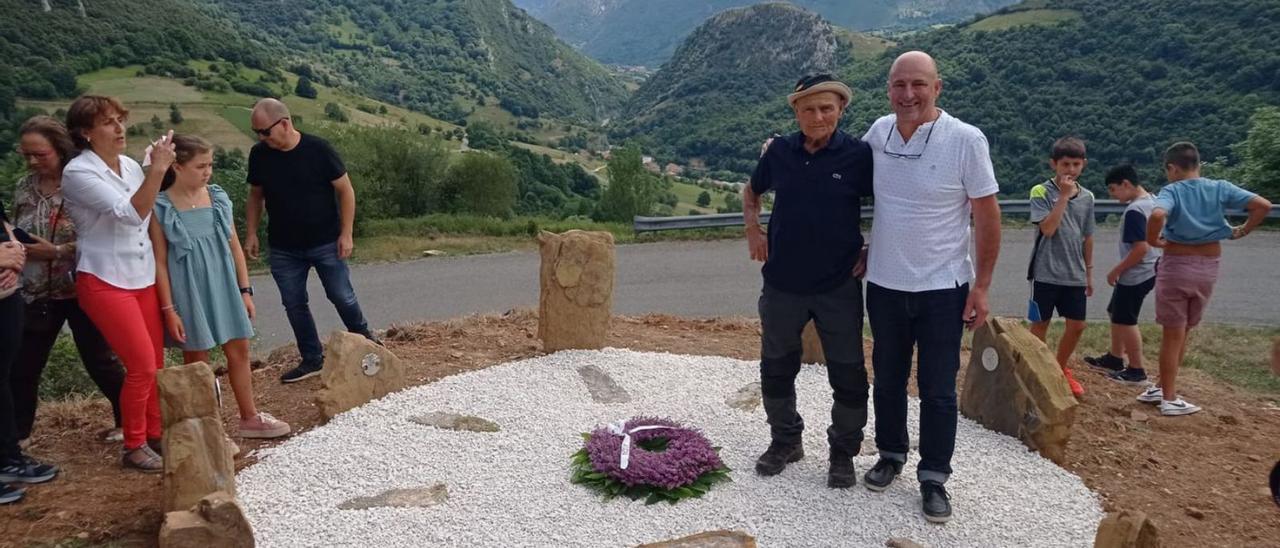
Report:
1062,368,1085,398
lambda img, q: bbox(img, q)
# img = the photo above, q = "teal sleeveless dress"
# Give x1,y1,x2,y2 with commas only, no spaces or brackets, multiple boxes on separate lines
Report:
155,185,254,351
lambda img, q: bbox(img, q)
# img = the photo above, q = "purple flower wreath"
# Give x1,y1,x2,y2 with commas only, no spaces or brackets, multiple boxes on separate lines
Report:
570,416,732,505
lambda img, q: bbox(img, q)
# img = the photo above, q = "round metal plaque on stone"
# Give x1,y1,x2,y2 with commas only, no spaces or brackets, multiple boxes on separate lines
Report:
981,347,999,372
361,353,382,377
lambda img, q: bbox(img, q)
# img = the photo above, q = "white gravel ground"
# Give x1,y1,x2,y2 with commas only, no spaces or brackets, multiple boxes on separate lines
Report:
238,349,1103,547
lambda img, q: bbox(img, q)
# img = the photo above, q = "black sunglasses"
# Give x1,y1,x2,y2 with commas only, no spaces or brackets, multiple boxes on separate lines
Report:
883,121,937,160
253,117,288,136
794,73,836,92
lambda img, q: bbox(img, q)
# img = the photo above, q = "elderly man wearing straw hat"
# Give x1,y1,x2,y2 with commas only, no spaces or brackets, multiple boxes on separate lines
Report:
742,74,874,490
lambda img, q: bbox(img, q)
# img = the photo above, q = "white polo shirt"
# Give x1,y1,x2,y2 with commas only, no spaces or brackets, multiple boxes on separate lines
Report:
865,110,999,292
62,151,156,290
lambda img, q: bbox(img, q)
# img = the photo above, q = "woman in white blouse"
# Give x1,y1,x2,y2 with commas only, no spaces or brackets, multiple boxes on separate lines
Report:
62,96,175,472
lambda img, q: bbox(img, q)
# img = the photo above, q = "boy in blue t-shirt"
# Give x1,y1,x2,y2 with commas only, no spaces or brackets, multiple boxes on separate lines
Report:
1084,165,1161,384
1140,142,1272,416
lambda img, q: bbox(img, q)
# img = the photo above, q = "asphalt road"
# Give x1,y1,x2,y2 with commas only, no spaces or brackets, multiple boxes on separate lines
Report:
248,227,1280,352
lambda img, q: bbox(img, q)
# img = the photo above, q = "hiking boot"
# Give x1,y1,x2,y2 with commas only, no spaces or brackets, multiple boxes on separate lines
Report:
122,445,163,473
1136,385,1163,404
147,438,164,456
827,450,856,488
281,359,323,384
863,457,903,492
1084,352,1125,373
0,484,24,505
1159,398,1202,416
240,412,291,439
1108,368,1149,386
921,480,952,523
754,441,804,476
1062,368,1084,398
0,455,58,484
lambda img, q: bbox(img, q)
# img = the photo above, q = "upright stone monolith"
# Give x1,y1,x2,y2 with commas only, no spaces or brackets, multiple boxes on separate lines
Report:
960,317,1077,465
1093,510,1160,548
159,491,254,548
158,362,237,512
537,230,615,352
316,330,407,420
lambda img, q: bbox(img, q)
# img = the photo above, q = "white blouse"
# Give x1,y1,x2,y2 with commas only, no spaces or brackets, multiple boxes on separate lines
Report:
62,151,155,290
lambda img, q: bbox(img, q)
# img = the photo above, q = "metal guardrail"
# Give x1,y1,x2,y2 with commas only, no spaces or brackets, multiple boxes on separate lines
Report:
634,200,1280,232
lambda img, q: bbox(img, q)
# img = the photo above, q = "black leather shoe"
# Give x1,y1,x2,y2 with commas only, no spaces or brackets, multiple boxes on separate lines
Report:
863,457,903,492
921,480,952,523
827,450,856,488
754,441,804,476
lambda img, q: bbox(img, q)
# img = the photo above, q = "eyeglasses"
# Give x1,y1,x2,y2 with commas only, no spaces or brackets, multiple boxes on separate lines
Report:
253,117,288,136
883,121,936,160
15,148,55,160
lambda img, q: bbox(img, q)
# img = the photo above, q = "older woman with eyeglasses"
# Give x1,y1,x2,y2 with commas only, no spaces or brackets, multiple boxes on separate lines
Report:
10,116,126,445
62,96,175,472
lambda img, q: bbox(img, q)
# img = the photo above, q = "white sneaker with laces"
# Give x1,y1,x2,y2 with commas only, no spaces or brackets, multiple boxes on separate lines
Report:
1159,398,1202,416
1136,386,1163,404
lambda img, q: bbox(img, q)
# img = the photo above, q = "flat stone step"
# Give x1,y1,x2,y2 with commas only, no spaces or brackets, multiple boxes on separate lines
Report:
578,364,631,403
409,412,500,432
338,484,449,510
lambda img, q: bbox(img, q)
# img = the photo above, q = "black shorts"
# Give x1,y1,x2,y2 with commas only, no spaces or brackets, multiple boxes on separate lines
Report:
1032,281,1087,322
1107,277,1155,326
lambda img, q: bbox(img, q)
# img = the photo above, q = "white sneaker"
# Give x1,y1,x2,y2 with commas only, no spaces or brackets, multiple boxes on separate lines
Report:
1159,398,1202,416
1136,386,1163,404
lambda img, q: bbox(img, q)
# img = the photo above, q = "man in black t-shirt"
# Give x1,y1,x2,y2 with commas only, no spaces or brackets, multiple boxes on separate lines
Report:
245,98,378,383
741,75,874,489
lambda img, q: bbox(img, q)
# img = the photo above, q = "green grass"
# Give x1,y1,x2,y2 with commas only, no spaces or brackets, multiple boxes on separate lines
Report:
966,9,1082,32
1035,320,1280,399
670,180,728,214
837,29,895,61
220,105,255,139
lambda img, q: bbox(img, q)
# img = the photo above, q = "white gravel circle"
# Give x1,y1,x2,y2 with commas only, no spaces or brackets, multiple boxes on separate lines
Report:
238,349,1102,547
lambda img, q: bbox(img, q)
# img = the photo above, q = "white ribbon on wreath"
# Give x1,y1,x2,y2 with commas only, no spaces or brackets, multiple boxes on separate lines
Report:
607,420,672,470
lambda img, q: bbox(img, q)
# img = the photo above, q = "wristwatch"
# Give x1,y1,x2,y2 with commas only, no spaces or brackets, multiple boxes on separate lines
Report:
239,286,254,296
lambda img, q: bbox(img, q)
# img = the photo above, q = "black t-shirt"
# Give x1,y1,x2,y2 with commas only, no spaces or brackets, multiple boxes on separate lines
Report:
247,133,346,251
751,130,874,295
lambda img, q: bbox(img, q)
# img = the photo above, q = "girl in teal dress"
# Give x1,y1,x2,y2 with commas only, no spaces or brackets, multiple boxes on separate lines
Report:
148,135,289,439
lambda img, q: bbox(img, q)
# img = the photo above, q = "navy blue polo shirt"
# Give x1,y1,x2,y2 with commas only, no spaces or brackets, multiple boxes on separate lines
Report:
750,130,873,295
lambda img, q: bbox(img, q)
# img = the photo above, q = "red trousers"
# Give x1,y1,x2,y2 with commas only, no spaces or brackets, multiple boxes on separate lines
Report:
75,273,164,449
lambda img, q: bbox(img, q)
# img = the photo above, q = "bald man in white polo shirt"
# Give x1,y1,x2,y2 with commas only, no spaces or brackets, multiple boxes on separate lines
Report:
859,51,1002,524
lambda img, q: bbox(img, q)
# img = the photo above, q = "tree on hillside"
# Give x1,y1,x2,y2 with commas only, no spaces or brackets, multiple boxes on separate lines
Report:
442,153,518,217
324,102,348,122
295,76,318,99
169,103,183,125
465,122,504,151
696,190,711,207
594,145,660,222
1242,106,1280,200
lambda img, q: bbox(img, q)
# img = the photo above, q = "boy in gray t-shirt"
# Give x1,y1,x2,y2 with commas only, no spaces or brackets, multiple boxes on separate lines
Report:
1084,165,1162,385
1028,137,1095,398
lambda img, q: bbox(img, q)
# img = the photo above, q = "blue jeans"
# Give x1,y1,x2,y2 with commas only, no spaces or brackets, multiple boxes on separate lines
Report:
867,282,968,484
268,242,370,363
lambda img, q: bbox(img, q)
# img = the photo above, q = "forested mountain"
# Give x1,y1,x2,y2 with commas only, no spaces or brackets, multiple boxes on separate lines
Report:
613,0,1280,195
0,0,627,132
612,3,845,173
206,0,628,123
509,0,1018,67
